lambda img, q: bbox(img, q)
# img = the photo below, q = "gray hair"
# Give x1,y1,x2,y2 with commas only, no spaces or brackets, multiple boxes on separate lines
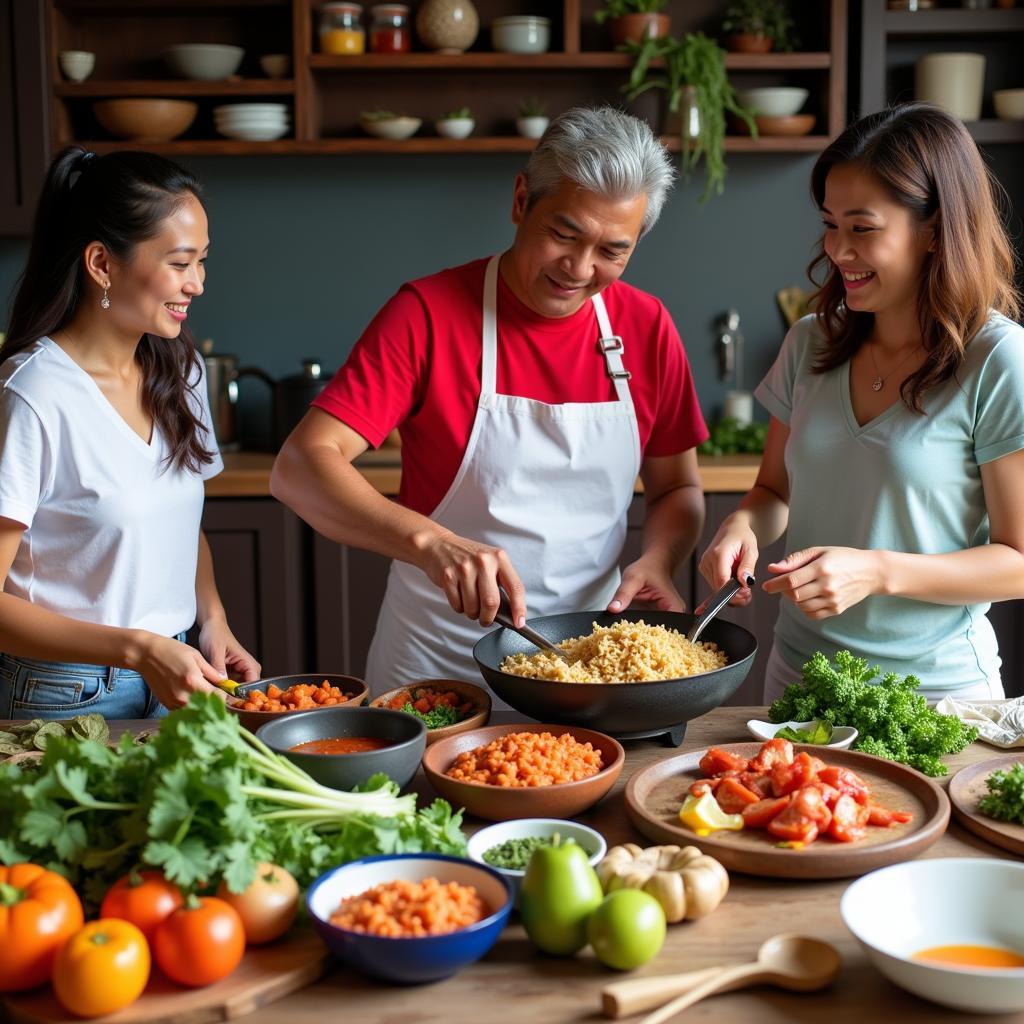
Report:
523,107,676,236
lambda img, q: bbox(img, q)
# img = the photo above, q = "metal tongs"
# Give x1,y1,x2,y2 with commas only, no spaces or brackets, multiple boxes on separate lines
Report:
495,593,573,664
687,574,756,643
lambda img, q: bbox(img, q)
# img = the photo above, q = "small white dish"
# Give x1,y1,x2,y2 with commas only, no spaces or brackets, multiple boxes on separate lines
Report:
745,718,858,750
491,15,550,54
466,818,606,905
59,50,95,83
360,116,421,140
735,86,809,117
841,859,1024,1014
164,43,244,82
435,117,475,139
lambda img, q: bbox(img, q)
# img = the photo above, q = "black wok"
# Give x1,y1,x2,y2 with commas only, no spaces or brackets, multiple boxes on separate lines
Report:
473,610,756,745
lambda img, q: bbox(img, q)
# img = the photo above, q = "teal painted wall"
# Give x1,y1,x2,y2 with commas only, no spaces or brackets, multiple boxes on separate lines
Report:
2,149,1018,448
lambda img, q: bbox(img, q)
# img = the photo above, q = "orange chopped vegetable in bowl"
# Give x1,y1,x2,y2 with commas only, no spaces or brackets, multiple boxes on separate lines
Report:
226,674,368,732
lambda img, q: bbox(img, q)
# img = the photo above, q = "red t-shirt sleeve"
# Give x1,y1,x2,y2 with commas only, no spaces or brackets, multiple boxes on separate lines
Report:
643,302,709,457
312,284,429,448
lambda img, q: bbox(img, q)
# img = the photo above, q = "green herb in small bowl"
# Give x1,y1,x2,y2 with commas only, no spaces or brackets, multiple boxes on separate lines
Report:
747,716,858,749
775,720,834,745
482,834,560,870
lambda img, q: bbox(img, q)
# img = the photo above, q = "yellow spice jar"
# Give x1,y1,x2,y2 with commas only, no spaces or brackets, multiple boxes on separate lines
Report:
320,2,365,54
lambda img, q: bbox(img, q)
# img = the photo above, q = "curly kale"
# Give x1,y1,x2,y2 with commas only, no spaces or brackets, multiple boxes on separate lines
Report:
769,650,976,777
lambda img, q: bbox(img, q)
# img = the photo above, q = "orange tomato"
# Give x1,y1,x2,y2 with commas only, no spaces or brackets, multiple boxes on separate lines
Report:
0,863,84,992
53,919,150,1018
153,896,245,987
100,870,184,944
216,863,299,944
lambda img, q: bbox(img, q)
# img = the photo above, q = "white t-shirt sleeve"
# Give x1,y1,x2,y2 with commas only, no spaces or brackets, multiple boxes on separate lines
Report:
0,390,52,528
188,358,224,481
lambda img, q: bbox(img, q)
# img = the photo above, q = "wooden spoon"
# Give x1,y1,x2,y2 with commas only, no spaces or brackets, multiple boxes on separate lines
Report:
601,934,841,1022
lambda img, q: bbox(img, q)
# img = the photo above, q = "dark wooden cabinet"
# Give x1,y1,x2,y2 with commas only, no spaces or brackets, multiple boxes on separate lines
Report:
0,0,49,234
200,498,307,676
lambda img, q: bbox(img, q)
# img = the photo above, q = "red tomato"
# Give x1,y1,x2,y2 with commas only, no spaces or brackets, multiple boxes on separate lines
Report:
714,777,762,814
153,897,245,987
100,870,184,945
866,802,913,827
828,794,870,842
741,795,791,828
770,752,819,797
810,781,842,808
738,771,774,799
817,765,870,805
767,805,819,844
698,748,749,776
0,863,84,992
791,786,833,828
748,738,794,773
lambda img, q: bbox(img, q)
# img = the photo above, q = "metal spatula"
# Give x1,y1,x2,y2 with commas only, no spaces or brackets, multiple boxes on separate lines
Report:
687,574,756,644
495,594,573,664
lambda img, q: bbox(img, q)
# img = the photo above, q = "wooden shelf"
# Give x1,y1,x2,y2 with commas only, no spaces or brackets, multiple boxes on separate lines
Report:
55,0,288,9
307,52,833,73
885,8,1024,35
78,133,829,156
54,79,295,97
967,119,1024,144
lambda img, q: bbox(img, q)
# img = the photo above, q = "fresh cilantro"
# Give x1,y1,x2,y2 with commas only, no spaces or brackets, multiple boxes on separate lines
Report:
979,762,1024,825
401,701,460,729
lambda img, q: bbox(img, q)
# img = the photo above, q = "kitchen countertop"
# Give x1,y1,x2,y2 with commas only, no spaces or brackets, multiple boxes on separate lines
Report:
26,706,1017,1024
205,451,763,498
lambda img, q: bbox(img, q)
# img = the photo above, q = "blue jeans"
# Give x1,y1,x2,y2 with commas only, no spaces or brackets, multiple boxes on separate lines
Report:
0,633,187,720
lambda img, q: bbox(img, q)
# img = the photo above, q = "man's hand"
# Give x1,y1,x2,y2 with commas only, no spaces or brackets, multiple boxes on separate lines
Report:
607,555,685,613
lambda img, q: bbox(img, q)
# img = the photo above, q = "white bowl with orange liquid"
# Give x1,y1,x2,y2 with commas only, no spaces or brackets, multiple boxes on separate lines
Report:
841,858,1024,1013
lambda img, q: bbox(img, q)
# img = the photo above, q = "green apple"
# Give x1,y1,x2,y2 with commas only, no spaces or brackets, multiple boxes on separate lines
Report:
587,890,666,970
520,839,603,956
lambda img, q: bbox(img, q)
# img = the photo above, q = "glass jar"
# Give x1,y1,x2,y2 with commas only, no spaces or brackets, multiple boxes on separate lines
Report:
370,4,411,53
319,2,365,55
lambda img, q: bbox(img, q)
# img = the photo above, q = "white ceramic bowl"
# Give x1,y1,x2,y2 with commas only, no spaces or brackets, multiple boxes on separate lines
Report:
164,43,244,81
216,123,289,141
213,103,289,116
435,117,475,139
994,88,1024,120
841,859,1024,1014
259,53,291,79
516,115,549,139
746,719,859,750
736,87,809,117
491,16,550,54
360,116,422,140
466,818,606,904
59,50,95,83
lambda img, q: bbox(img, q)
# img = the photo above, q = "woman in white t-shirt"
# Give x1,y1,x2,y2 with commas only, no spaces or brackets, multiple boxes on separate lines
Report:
699,103,1024,703
0,147,259,719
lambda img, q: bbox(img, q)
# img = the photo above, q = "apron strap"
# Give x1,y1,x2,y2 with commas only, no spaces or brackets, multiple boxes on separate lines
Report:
592,292,633,404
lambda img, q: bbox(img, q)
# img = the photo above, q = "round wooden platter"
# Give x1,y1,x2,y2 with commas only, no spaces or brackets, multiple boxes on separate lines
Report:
949,752,1024,857
624,742,950,880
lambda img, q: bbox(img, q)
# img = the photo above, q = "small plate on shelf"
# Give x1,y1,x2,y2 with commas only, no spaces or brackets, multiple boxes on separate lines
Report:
746,718,859,750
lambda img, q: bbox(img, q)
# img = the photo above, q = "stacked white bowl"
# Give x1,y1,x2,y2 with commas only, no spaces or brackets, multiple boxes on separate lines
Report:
214,103,290,141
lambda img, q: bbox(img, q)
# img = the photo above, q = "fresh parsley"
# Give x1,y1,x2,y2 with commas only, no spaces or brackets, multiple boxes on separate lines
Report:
978,762,1024,825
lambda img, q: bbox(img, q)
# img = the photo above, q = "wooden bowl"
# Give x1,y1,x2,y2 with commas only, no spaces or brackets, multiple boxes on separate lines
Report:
226,673,368,733
369,679,490,745
753,114,816,137
93,99,198,142
421,723,624,822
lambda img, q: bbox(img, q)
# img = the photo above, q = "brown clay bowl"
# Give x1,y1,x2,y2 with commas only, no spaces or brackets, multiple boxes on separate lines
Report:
732,113,816,137
93,99,198,142
421,723,624,822
226,673,368,733
369,679,491,745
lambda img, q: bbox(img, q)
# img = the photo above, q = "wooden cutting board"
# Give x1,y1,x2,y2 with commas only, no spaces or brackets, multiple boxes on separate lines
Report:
625,742,950,879
2,926,329,1024
949,752,1024,857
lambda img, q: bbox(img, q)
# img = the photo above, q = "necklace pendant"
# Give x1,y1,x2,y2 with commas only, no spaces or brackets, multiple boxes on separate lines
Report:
871,376,884,392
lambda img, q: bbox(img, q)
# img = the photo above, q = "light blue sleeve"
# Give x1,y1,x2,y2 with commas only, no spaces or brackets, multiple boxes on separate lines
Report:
973,319,1024,465
0,390,51,528
753,315,817,425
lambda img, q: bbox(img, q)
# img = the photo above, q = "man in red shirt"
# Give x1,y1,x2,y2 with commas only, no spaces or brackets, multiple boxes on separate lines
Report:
272,106,708,696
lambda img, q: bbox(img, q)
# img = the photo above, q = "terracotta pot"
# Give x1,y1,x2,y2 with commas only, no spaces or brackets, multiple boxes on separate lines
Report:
608,13,671,47
415,0,479,54
726,32,773,53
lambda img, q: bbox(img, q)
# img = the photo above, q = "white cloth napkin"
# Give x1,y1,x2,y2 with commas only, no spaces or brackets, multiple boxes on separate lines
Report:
935,695,1024,748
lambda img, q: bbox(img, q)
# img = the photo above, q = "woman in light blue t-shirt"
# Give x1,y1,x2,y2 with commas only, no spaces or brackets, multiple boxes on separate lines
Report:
700,103,1024,702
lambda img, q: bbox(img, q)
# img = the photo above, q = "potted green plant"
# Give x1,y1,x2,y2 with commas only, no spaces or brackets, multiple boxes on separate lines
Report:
721,0,798,54
622,32,755,202
594,0,670,47
435,106,475,139
516,96,549,139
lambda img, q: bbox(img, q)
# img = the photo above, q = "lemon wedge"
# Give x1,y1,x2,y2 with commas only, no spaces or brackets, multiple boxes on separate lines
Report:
679,791,744,833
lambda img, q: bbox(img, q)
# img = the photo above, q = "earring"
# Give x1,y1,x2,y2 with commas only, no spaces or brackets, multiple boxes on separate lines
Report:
100,286,110,310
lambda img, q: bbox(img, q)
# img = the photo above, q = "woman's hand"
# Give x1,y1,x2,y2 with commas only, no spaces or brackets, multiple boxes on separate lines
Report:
417,530,527,627
198,616,261,682
698,519,760,608
134,634,227,709
762,546,884,618
608,556,685,613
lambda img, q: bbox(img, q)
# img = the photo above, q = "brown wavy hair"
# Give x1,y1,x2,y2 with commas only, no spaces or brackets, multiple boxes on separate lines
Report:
807,103,1020,412
2,147,215,473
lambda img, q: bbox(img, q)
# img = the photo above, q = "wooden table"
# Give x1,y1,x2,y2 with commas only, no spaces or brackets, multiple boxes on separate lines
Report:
7,708,1020,1023
223,707,1024,1023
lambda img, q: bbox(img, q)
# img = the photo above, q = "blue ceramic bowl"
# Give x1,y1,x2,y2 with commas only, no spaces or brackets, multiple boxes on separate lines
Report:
306,854,513,984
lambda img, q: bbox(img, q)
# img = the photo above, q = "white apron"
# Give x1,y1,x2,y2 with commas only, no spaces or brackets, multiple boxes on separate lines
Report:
364,255,642,705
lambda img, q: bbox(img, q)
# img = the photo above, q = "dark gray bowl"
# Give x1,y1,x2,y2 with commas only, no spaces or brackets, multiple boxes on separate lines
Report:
255,707,426,791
